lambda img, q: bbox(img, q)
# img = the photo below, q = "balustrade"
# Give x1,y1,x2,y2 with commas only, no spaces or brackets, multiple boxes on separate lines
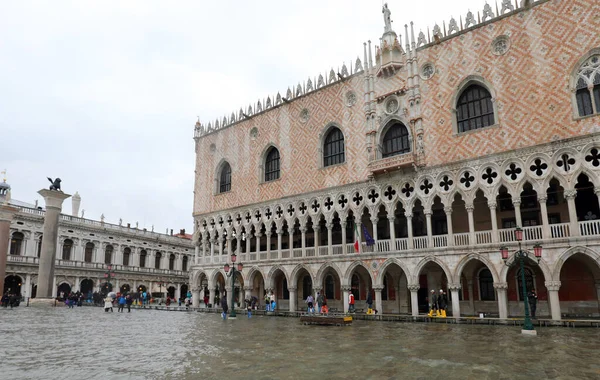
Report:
413,236,428,249
550,223,570,238
475,231,492,245
346,243,356,254
523,225,543,241
332,245,343,255
293,248,303,258
432,235,447,248
377,239,390,252
453,232,469,246
580,220,600,236
318,246,329,256
305,248,315,257
395,238,408,251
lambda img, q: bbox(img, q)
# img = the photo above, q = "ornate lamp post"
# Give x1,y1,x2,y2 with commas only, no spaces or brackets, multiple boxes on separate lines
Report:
500,227,542,334
103,264,115,295
224,252,243,318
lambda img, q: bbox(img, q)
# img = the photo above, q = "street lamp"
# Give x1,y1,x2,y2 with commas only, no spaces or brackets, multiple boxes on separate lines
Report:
224,252,243,318
500,226,542,333
103,264,115,295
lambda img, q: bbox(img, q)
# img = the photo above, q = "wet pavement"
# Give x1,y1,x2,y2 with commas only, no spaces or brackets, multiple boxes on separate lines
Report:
1,306,600,380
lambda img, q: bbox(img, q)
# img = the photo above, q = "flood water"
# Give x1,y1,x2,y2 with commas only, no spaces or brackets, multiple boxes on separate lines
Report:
1,306,600,380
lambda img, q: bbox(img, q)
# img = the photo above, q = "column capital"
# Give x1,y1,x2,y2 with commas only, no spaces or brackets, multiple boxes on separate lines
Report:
276,229,283,235
325,223,334,230
544,281,561,291
388,216,396,222
487,201,497,210
265,231,272,237
255,232,263,238
372,285,384,292
243,286,253,291
407,284,420,292
287,286,297,292
370,217,379,224
448,283,462,291
537,195,548,203
404,212,413,219
493,282,508,290
465,204,474,212
341,286,352,292
299,227,306,234
512,199,521,207
313,286,323,292
443,206,453,214
594,187,600,195
191,286,201,292
564,189,577,199
423,209,432,216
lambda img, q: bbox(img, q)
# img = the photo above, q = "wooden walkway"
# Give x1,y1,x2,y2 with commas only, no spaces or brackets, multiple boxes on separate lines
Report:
132,305,600,328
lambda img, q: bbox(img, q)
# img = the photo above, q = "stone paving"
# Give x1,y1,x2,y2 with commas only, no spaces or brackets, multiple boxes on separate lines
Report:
1,306,600,379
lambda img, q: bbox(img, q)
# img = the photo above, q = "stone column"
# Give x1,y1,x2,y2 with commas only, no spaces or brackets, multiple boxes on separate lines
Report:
466,204,475,245
342,286,350,313
488,201,498,243
300,227,306,256
513,200,523,229
326,222,333,255
596,281,600,304
27,232,37,257
370,217,378,251
288,227,293,256
545,281,562,321
255,232,262,254
74,239,83,262
208,283,215,307
424,210,432,248
449,283,461,317
266,231,271,256
192,287,200,308
51,276,57,297
538,196,551,239
243,286,253,306
565,190,579,236
388,217,396,250
226,236,232,257
408,284,420,316
373,286,383,313
276,228,283,258
467,280,475,314
288,287,297,312
313,286,323,310
74,276,80,292
314,225,320,250
24,274,32,299
341,220,347,254
246,232,252,254
210,238,216,260
194,244,200,265
0,204,18,296
494,282,509,319
405,213,414,249
175,283,181,300
36,189,71,300
355,221,362,252
444,207,454,247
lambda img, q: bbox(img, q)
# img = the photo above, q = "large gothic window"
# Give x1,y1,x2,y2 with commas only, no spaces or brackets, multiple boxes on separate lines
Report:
123,247,131,266
456,85,495,133
104,245,113,264
169,254,176,270
382,122,411,158
265,147,280,182
575,55,600,117
155,252,162,269
84,242,94,263
323,127,345,167
219,162,231,193
62,239,73,260
478,269,495,301
9,232,24,255
139,250,147,268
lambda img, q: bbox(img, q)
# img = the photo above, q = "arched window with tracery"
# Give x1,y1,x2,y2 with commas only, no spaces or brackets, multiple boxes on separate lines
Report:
574,55,600,117
219,162,231,193
478,268,495,301
382,122,411,158
323,127,345,167
265,147,280,182
62,239,73,260
10,232,24,255
84,242,94,263
456,84,495,133
104,245,113,264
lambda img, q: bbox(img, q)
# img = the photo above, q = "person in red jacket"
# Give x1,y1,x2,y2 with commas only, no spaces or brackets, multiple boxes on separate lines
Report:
348,291,355,313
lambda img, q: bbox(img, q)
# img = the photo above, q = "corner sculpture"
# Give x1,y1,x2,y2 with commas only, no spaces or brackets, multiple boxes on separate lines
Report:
47,177,62,191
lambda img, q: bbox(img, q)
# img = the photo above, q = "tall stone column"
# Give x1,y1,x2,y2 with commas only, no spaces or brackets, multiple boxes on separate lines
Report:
494,282,508,319
36,189,71,300
408,284,420,316
565,190,579,236
488,201,499,243
370,217,378,251
596,281,600,304
266,231,271,256
342,286,351,313
276,228,282,258
0,204,18,296
388,217,396,249
538,196,551,239
300,227,306,256
467,280,475,314
513,200,523,229
288,287,297,312
326,222,333,255
424,210,432,248
24,274,32,299
341,220,347,254
449,284,461,317
192,287,200,308
545,281,562,321
373,286,383,313
405,213,414,249
243,286,253,307
466,204,475,245
194,244,200,265
444,207,454,247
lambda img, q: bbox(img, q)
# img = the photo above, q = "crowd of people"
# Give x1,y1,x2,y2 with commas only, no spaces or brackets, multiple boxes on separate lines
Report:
1,291,20,308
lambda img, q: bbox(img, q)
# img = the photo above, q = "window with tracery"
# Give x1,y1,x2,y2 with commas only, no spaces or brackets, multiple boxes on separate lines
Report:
382,123,411,158
265,147,280,182
575,55,600,117
456,84,495,133
219,162,231,193
323,127,345,167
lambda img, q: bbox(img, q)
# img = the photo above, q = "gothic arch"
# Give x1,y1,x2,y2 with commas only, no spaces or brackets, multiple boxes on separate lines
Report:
245,266,265,285
413,255,453,284
266,265,289,289
314,262,342,288
209,269,226,287
192,270,209,288
376,115,413,160
290,264,316,287
450,75,499,134
552,246,600,280
342,260,375,287
499,251,553,282
375,258,412,287
453,253,500,284
214,158,233,194
319,122,346,168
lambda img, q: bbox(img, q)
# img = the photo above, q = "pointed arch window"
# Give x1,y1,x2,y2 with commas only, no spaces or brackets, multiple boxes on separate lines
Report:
456,84,495,133
323,127,345,167
382,122,411,158
265,147,280,182
219,162,231,193
574,55,600,117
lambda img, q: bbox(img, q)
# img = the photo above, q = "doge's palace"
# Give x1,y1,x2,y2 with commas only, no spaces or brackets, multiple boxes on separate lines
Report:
190,0,600,320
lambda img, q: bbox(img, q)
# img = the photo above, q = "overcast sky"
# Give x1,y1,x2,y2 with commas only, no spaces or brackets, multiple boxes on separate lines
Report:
1,0,493,234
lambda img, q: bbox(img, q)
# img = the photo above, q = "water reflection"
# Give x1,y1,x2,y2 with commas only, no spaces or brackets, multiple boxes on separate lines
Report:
1,307,600,379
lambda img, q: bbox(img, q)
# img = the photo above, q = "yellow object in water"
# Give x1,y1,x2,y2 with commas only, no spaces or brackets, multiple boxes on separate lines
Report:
441,309,447,318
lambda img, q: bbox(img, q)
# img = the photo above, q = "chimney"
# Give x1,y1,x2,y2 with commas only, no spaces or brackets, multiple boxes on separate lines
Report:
180,229,185,235
72,191,81,217
170,229,173,236
127,223,131,228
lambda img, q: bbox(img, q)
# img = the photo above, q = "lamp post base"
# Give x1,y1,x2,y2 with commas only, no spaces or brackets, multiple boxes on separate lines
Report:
521,329,537,336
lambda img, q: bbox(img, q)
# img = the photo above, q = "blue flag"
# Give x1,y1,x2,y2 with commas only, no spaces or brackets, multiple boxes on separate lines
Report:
362,225,375,246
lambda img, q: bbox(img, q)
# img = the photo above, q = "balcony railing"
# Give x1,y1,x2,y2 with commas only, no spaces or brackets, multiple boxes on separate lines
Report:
6,256,186,276
367,152,415,174
192,220,600,266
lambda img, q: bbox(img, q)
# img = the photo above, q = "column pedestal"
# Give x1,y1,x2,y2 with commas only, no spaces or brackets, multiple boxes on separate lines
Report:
374,286,383,313
449,284,461,317
289,288,297,312
494,282,508,319
37,189,71,301
546,281,562,321
342,286,350,313
408,285,420,317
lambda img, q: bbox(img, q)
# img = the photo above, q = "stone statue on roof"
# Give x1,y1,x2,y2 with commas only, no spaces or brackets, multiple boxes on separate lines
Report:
383,3,392,32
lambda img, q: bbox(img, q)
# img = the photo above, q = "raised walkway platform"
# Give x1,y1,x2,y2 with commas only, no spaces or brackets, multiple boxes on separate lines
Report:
130,305,600,328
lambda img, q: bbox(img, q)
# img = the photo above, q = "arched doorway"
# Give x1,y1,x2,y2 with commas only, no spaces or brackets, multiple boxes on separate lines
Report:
180,284,189,300
120,284,131,295
506,257,546,317
378,262,409,314
320,267,342,311
558,252,600,317
80,279,94,295
270,268,288,310
57,283,72,299
417,261,450,313
4,275,23,296
456,258,497,316
167,286,176,299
